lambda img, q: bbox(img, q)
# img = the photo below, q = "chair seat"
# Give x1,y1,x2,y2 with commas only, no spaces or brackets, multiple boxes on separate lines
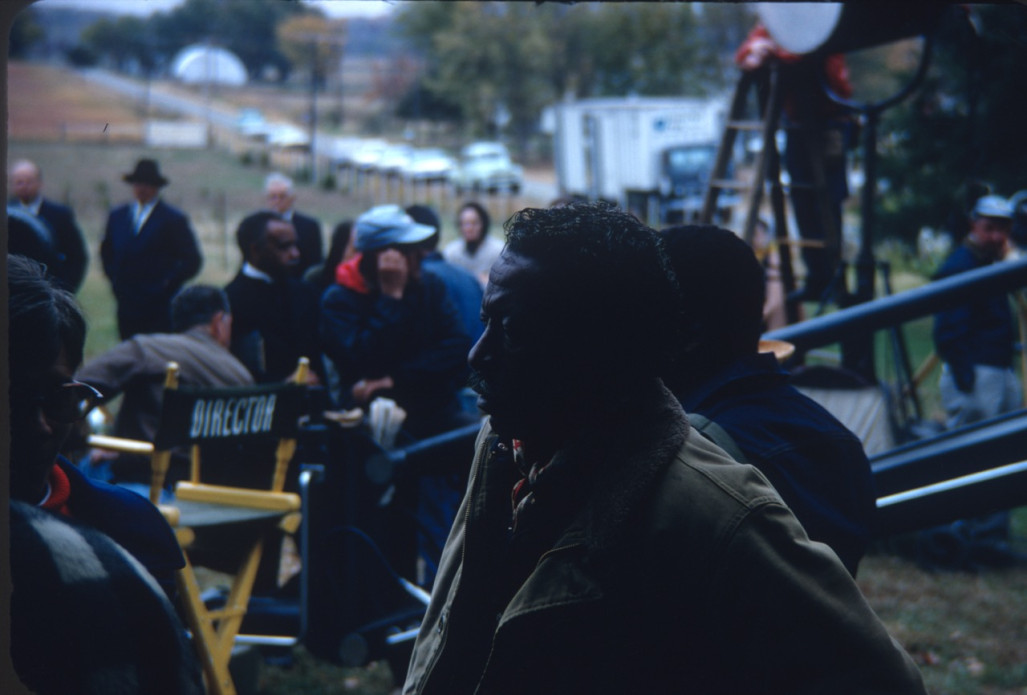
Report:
173,499,295,528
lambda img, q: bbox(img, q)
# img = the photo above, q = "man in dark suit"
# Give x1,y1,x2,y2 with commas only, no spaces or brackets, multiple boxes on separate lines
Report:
225,210,323,384
9,158,89,292
264,172,323,277
101,158,203,340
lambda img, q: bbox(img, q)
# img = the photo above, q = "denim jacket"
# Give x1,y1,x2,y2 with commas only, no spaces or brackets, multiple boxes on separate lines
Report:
678,352,875,576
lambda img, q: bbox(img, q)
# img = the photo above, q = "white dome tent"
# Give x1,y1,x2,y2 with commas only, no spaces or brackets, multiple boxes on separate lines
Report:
170,44,247,86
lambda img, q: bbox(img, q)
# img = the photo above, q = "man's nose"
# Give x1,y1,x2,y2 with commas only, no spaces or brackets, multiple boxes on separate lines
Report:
468,330,487,370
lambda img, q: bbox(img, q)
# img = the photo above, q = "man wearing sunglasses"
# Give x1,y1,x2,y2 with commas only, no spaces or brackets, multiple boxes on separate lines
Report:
7,254,184,596
225,210,323,385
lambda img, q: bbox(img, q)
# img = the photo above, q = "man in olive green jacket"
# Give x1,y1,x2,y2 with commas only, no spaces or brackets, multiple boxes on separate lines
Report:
403,202,926,694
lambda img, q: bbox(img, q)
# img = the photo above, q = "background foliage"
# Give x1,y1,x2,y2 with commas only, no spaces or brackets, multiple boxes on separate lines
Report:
876,5,1027,245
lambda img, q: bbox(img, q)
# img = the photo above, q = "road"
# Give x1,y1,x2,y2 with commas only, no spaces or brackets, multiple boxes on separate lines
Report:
77,68,559,202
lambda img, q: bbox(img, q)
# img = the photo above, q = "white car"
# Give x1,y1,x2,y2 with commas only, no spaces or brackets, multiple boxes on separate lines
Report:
401,148,457,183
449,141,523,194
266,122,310,149
343,139,389,171
236,108,272,141
375,144,416,177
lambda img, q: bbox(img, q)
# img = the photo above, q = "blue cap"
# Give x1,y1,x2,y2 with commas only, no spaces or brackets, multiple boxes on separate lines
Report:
354,204,435,252
973,195,1013,220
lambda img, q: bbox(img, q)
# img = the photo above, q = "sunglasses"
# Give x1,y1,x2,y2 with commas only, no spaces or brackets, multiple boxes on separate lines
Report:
19,381,103,424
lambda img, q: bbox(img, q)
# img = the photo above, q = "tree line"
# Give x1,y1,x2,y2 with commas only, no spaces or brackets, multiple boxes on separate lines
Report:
12,2,1027,247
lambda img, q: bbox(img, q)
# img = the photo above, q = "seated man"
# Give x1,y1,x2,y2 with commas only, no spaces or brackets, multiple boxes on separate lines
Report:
404,202,925,694
226,211,323,385
661,224,875,576
7,254,184,596
77,284,255,490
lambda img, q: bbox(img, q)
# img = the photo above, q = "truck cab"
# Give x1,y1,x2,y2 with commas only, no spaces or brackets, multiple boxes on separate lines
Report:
659,143,737,224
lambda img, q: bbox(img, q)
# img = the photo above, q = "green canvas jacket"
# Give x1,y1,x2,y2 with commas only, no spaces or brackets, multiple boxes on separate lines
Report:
404,384,926,695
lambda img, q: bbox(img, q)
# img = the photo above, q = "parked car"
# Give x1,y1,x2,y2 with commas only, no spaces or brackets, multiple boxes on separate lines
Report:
266,122,310,149
449,141,523,194
236,108,272,141
401,148,457,183
342,139,389,172
375,144,415,177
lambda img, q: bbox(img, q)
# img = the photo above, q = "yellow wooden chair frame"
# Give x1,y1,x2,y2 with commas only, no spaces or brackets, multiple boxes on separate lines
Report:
88,358,309,695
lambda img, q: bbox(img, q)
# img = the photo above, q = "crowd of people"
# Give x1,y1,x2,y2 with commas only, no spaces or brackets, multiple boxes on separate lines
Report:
9,146,1026,694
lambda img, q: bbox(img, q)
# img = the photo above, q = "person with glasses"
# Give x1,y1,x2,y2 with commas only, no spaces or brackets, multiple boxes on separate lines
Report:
225,210,324,384
7,253,187,596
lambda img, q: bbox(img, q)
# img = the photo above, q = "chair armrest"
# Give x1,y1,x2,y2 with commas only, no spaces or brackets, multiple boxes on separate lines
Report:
88,434,155,456
174,482,301,512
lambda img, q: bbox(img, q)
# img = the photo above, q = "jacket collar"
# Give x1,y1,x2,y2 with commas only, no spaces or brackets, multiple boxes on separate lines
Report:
484,381,689,560
676,352,785,413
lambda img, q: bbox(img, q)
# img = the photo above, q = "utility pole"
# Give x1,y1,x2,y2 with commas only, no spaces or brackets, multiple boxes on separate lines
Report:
310,38,318,184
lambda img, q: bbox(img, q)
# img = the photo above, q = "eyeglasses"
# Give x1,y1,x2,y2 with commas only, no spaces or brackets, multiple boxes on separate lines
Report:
22,381,103,424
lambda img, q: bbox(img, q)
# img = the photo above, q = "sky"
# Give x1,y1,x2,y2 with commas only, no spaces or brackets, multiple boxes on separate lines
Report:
34,0,398,19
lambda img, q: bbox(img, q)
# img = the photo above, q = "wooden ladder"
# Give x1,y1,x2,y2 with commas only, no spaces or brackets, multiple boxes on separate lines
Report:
701,63,841,322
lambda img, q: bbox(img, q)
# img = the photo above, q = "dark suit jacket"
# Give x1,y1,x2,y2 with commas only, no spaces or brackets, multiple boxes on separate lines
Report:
290,210,324,277
8,198,89,292
101,199,203,334
38,199,89,292
225,271,322,383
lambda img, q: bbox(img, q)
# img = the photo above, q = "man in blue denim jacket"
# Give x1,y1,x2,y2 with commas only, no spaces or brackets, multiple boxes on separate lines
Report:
662,224,875,576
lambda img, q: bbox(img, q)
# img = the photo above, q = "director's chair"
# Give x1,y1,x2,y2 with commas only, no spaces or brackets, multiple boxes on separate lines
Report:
88,358,310,695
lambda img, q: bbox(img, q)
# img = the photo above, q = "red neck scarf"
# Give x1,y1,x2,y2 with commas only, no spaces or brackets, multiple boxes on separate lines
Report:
40,464,72,516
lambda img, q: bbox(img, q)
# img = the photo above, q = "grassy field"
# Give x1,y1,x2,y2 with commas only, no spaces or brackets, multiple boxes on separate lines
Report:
10,61,1027,695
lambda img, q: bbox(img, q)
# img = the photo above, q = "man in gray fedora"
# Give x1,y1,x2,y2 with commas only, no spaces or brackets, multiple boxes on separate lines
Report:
101,158,203,339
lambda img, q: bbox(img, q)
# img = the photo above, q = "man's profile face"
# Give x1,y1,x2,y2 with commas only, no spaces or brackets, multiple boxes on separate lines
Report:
469,249,578,444
9,348,77,503
11,163,41,203
266,183,295,215
255,219,300,276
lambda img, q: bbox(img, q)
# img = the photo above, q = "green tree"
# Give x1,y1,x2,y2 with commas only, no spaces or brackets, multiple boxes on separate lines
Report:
396,2,735,156
876,5,1027,244
400,3,558,151
277,14,346,89
82,15,156,73
574,3,718,97
81,0,310,81
9,7,45,59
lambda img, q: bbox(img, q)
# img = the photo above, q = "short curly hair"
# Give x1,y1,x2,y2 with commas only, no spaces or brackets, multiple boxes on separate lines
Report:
235,211,283,258
502,201,680,379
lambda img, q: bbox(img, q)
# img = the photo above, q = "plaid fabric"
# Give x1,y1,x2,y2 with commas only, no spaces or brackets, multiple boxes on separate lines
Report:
9,500,203,695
